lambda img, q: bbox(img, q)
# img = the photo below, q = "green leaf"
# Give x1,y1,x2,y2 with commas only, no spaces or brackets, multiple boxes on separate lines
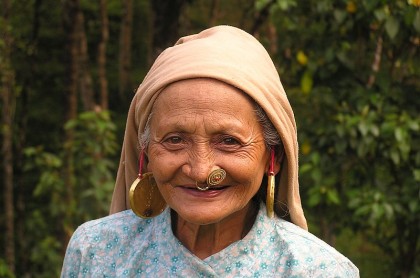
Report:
311,168,322,183
408,200,418,213
258,0,276,11
358,121,368,136
327,189,340,205
276,0,297,11
394,127,404,142
0,258,14,278
308,192,321,207
311,152,320,165
363,0,381,12
357,143,367,157
414,10,420,33
408,120,419,131
355,205,371,217
371,203,384,221
398,142,410,161
370,124,380,137
413,169,420,181
390,149,400,165
333,9,347,24
336,124,345,137
300,70,313,94
385,16,400,40
299,163,312,174
383,203,394,219
374,9,386,22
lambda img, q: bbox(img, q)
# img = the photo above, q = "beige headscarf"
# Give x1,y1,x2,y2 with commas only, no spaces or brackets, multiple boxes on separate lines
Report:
109,25,308,230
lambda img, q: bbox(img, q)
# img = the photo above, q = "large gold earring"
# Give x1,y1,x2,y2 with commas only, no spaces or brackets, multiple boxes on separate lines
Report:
267,174,275,218
267,147,284,218
129,150,166,218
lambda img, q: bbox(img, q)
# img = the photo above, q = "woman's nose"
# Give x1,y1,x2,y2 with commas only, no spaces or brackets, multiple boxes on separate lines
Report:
183,147,215,182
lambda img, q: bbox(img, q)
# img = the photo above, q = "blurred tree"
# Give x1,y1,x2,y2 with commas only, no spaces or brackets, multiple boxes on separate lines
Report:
62,0,82,245
23,110,118,276
98,0,109,109
150,0,191,61
0,0,16,274
0,0,120,275
118,0,133,99
261,0,420,276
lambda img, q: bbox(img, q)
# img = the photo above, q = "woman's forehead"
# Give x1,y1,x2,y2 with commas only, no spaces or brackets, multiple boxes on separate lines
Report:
149,79,260,130
154,78,255,109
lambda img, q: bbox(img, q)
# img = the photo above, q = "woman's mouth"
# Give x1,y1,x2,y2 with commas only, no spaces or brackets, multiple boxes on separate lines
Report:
179,185,230,197
184,185,229,191
206,186,228,190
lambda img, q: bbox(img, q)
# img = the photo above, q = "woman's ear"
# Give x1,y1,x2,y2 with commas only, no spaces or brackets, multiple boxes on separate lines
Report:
265,146,284,175
144,151,151,172
273,150,283,175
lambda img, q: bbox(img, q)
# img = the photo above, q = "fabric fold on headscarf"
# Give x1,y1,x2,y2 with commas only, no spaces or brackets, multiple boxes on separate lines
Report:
109,25,308,230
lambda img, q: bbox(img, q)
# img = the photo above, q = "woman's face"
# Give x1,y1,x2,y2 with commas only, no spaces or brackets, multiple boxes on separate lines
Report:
146,78,270,225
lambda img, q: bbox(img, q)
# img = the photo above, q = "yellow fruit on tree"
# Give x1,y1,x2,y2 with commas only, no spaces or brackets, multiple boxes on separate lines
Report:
296,51,308,65
346,1,357,13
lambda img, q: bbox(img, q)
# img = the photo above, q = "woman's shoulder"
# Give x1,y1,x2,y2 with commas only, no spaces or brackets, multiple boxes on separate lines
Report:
271,218,343,255
62,210,171,276
75,210,138,234
268,217,359,276
68,209,158,247
248,206,358,277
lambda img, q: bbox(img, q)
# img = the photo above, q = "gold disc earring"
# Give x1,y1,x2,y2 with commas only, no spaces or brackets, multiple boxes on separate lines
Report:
129,150,166,218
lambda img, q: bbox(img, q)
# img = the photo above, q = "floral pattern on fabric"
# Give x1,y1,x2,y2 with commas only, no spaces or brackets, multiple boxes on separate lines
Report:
61,204,359,277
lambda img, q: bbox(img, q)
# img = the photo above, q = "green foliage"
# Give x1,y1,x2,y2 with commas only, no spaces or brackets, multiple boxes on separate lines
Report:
0,259,15,278
335,229,393,277
22,110,118,275
25,110,118,219
65,110,119,218
267,0,419,276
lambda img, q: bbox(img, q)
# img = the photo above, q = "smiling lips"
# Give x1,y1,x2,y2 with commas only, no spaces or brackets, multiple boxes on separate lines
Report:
178,184,230,198
182,185,228,191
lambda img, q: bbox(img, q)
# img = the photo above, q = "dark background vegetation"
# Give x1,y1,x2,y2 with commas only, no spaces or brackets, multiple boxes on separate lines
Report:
1,0,419,277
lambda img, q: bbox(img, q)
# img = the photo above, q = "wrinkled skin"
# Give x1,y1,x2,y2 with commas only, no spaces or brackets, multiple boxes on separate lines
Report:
146,78,280,258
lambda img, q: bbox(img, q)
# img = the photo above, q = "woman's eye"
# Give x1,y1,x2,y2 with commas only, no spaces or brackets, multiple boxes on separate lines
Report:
165,136,183,144
222,137,240,145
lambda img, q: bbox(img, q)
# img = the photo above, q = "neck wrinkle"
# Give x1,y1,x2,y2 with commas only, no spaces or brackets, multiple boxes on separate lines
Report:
172,202,258,260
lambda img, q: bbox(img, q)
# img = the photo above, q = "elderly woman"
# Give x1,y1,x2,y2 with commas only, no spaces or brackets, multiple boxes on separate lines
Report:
61,26,359,277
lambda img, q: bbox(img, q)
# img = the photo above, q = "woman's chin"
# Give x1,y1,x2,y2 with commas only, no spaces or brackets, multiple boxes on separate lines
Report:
171,203,248,226
173,207,229,225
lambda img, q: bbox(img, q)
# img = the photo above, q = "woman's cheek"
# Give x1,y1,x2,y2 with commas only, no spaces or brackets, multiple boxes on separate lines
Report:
150,154,184,182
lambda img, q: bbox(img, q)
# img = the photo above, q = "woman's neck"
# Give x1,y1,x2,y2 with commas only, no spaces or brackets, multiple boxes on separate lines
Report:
172,202,258,259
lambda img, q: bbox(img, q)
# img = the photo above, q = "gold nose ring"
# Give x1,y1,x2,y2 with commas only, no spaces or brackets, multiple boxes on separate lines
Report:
196,181,209,191
207,169,226,186
195,169,227,191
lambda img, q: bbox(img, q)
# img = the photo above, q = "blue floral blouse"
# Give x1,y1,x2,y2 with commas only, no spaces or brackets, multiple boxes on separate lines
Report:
61,204,359,277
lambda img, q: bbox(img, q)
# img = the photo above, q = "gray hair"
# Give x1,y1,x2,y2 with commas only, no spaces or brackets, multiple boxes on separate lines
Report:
254,103,282,148
139,102,281,150
139,113,152,150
